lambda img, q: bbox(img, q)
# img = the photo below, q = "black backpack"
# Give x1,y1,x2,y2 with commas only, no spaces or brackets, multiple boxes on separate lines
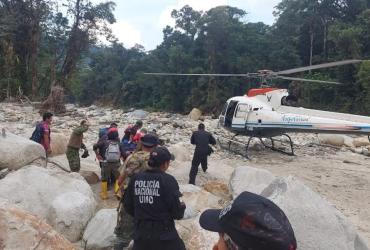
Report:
30,122,44,143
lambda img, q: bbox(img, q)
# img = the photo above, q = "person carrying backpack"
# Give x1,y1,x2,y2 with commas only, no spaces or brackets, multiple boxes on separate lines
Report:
30,112,53,155
66,120,89,172
94,128,122,200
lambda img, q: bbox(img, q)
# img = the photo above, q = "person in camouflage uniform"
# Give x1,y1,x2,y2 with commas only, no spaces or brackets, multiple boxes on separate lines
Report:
114,134,159,250
66,120,89,172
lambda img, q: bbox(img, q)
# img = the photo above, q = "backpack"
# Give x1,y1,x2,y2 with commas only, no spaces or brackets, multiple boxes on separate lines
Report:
99,127,109,139
105,141,121,163
30,122,44,143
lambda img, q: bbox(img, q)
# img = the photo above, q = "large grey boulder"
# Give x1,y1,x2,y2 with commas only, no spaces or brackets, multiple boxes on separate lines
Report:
0,132,45,170
229,166,276,198
261,176,368,250
176,213,219,250
180,184,222,219
169,142,193,162
0,199,75,250
318,134,345,147
49,192,96,242
127,109,148,119
188,108,202,121
0,166,96,242
82,209,117,250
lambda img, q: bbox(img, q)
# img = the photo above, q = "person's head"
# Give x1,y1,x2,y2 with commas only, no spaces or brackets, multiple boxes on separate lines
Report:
107,127,119,140
80,120,89,127
148,146,175,171
141,134,159,151
199,192,297,250
110,122,118,128
43,112,53,124
135,120,143,128
198,123,205,130
140,128,147,134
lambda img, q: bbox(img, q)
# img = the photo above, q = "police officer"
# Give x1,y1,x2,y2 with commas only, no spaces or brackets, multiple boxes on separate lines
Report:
189,123,216,185
123,146,186,250
114,134,159,250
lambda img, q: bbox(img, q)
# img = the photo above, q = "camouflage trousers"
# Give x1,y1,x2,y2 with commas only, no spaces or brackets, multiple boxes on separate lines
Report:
66,147,80,172
101,162,120,183
114,200,135,250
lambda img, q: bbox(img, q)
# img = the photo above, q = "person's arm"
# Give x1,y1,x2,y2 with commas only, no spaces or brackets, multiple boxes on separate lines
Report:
191,132,195,145
123,177,135,216
93,142,103,161
165,176,186,220
74,125,88,135
43,133,51,153
209,133,216,145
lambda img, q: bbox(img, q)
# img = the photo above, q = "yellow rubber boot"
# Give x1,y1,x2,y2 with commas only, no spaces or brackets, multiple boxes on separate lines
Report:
100,181,108,200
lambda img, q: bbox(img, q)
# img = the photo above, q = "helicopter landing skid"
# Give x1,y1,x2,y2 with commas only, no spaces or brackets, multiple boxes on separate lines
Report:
217,134,294,159
257,134,294,156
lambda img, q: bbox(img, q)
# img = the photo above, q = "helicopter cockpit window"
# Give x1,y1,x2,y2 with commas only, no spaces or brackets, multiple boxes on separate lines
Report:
235,104,249,118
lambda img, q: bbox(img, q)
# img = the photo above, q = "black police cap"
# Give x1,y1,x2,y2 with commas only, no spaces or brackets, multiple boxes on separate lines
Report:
199,191,297,250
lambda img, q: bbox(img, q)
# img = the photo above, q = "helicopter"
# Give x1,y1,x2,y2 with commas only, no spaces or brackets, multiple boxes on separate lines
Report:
145,59,370,158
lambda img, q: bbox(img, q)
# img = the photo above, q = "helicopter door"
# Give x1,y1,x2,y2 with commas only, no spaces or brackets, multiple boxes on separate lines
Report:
223,100,238,128
232,103,250,129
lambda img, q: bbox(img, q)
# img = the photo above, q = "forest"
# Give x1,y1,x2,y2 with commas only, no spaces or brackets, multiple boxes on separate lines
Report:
0,0,370,115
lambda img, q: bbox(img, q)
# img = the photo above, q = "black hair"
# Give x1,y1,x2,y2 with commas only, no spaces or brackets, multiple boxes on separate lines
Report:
136,120,143,127
148,158,160,168
110,122,118,127
80,120,87,126
198,123,205,130
43,112,53,121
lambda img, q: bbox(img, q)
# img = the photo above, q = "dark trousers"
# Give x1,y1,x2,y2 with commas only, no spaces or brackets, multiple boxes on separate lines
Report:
189,153,207,185
133,238,186,250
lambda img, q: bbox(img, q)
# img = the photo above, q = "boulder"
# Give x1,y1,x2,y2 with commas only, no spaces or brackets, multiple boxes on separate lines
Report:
128,109,148,119
176,214,219,250
180,184,222,219
202,181,230,200
0,166,96,242
169,142,193,162
188,108,202,121
261,176,368,250
49,192,96,242
353,137,370,148
318,134,345,147
82,209,117,250
50,133,69,156
0,132,46,170
229,166,276,198
0,199,75,250
80,170,100,184
343,135,355,148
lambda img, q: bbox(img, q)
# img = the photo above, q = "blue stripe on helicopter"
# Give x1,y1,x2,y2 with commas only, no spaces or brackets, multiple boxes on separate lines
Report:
232,123,312,128
231,123,370,130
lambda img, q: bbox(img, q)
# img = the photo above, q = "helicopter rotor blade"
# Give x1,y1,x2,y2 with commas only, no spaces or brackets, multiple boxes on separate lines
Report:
276,59,362,75
277,76,343,84
144,73,251,77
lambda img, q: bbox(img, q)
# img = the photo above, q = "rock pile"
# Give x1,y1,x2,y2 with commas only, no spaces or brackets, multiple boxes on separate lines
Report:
0,102,369,249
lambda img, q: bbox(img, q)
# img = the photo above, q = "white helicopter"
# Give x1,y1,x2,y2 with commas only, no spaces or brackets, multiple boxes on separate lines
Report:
145,59,370,157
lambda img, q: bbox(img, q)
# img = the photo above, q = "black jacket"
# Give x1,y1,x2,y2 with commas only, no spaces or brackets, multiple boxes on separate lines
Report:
124,169,186,240
191,129,216,156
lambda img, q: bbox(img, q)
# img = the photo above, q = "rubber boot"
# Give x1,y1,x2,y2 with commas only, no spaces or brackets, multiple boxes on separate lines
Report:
100,181,108,200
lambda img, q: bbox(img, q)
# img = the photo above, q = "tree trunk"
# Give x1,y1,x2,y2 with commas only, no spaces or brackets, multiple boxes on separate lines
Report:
309,27,314,67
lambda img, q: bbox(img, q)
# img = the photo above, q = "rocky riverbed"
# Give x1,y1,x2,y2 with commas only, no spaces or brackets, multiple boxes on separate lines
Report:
1,102,370,250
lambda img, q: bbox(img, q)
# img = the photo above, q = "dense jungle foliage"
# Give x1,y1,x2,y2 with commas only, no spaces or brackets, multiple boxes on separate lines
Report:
1,0,370,114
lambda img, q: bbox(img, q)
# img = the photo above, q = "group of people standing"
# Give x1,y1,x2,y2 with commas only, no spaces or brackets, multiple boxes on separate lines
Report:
30,112,297,250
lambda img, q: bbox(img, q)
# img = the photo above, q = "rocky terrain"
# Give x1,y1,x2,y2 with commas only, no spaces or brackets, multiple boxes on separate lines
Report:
1,102,370,250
